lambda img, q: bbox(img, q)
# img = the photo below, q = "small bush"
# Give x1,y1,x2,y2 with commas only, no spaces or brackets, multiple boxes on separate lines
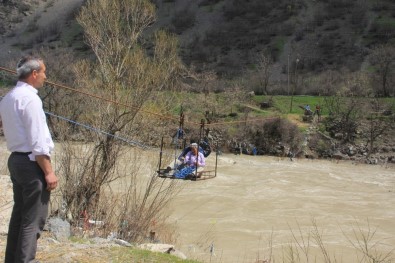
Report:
250,117,303,155
309,134,332,157
17,2,30,13
45,0,55,9
10,15,23,23
369,17,395,40
294,29,305,41
171,8,196,34
350,5,368,28
26,22,39,33
34,22,60,44
0,24,6,35
281,21,296,36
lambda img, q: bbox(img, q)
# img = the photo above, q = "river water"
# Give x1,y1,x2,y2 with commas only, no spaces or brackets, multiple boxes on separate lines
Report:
167,154,395,263
1,141,393,262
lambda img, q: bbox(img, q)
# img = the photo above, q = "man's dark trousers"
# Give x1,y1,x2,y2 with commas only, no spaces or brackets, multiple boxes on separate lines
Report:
5,152,50,263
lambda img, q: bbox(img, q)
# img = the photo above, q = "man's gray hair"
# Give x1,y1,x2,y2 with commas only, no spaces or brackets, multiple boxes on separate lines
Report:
16,56,43,80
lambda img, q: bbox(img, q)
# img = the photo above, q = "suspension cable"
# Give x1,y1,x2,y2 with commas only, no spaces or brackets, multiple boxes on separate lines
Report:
0,66,194,125
0,66,279,127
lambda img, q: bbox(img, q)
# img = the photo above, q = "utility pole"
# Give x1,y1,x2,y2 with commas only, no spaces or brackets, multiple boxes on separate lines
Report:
287,54,290,96
289,58,299,113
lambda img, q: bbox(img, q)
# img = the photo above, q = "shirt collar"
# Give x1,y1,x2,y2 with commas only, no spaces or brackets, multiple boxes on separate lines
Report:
15,81,38,94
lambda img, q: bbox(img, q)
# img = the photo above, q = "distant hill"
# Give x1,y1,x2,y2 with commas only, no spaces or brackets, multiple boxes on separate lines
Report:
1,0,394,80
151,0,395,77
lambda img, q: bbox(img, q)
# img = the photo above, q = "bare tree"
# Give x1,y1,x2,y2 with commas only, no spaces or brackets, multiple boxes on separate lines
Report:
369,44,395,97
187,68,217,108
315,70,344,96
256,52,272,95
289,58,300,113
35,48,86,140
361,99,394,155
56,0,183,242
323,72,370,142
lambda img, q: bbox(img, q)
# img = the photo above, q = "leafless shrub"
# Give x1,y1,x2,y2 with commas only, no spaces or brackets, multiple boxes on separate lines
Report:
275,218,394,263
249,117,303,156
359,99,395,155
49,0,184,244
10,15,23,23
369,44,395,97
45,0,55,9
56,144,180,243
343,220,394,263
16,2,30,13
26,21,39,33
308,133,332,158
29,48,84,140
323,72,370,142
34,22,60,44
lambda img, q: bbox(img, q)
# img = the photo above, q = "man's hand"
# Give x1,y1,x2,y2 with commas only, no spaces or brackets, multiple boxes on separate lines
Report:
36,155,58,191
45,172,58,191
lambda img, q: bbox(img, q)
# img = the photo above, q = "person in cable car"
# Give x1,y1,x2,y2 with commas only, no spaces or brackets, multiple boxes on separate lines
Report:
174,143,205,179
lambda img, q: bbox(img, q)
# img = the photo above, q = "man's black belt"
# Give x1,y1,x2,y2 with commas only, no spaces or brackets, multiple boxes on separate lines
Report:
12,152,32,156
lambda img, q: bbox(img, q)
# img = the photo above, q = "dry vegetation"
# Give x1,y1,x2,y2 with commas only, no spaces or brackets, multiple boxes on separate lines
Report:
41,0,188,245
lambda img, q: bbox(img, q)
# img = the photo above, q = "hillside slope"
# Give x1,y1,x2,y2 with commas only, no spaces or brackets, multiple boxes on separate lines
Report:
1,0,394,79
152,0,395,77
0,0,85,63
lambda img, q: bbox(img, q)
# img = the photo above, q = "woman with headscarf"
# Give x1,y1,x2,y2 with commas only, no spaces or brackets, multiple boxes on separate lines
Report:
174,143,205,179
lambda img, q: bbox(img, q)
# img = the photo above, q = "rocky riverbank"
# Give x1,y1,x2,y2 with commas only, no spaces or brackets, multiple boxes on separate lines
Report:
208,119,395,166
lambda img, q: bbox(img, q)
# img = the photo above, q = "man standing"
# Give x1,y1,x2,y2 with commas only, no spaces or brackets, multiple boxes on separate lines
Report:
0,56,58,263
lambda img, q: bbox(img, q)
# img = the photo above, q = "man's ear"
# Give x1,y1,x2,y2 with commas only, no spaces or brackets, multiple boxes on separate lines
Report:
32,70,38,78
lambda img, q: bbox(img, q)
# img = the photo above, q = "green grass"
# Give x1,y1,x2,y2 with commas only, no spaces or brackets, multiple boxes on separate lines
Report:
69,236,93,244
382,97,395,109
162,94,395,128
39,236,201,262
253,95,326,114
110,247,201,263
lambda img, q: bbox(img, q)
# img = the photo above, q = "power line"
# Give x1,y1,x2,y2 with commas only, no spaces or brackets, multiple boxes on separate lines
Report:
0,66,279,128
45,111,149,149
0,94,183,160
0,66,191,124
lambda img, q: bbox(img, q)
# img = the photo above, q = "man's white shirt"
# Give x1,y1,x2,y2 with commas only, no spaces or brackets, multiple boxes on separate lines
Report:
0,81,54,161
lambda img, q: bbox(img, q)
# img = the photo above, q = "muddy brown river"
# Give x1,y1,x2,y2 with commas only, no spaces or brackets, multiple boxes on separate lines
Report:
167,154,395,263
1,142,393,262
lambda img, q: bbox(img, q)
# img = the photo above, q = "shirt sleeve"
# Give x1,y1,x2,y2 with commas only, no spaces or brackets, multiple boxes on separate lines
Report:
184,152,191,165
20,97,52,159
198,153,205,167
